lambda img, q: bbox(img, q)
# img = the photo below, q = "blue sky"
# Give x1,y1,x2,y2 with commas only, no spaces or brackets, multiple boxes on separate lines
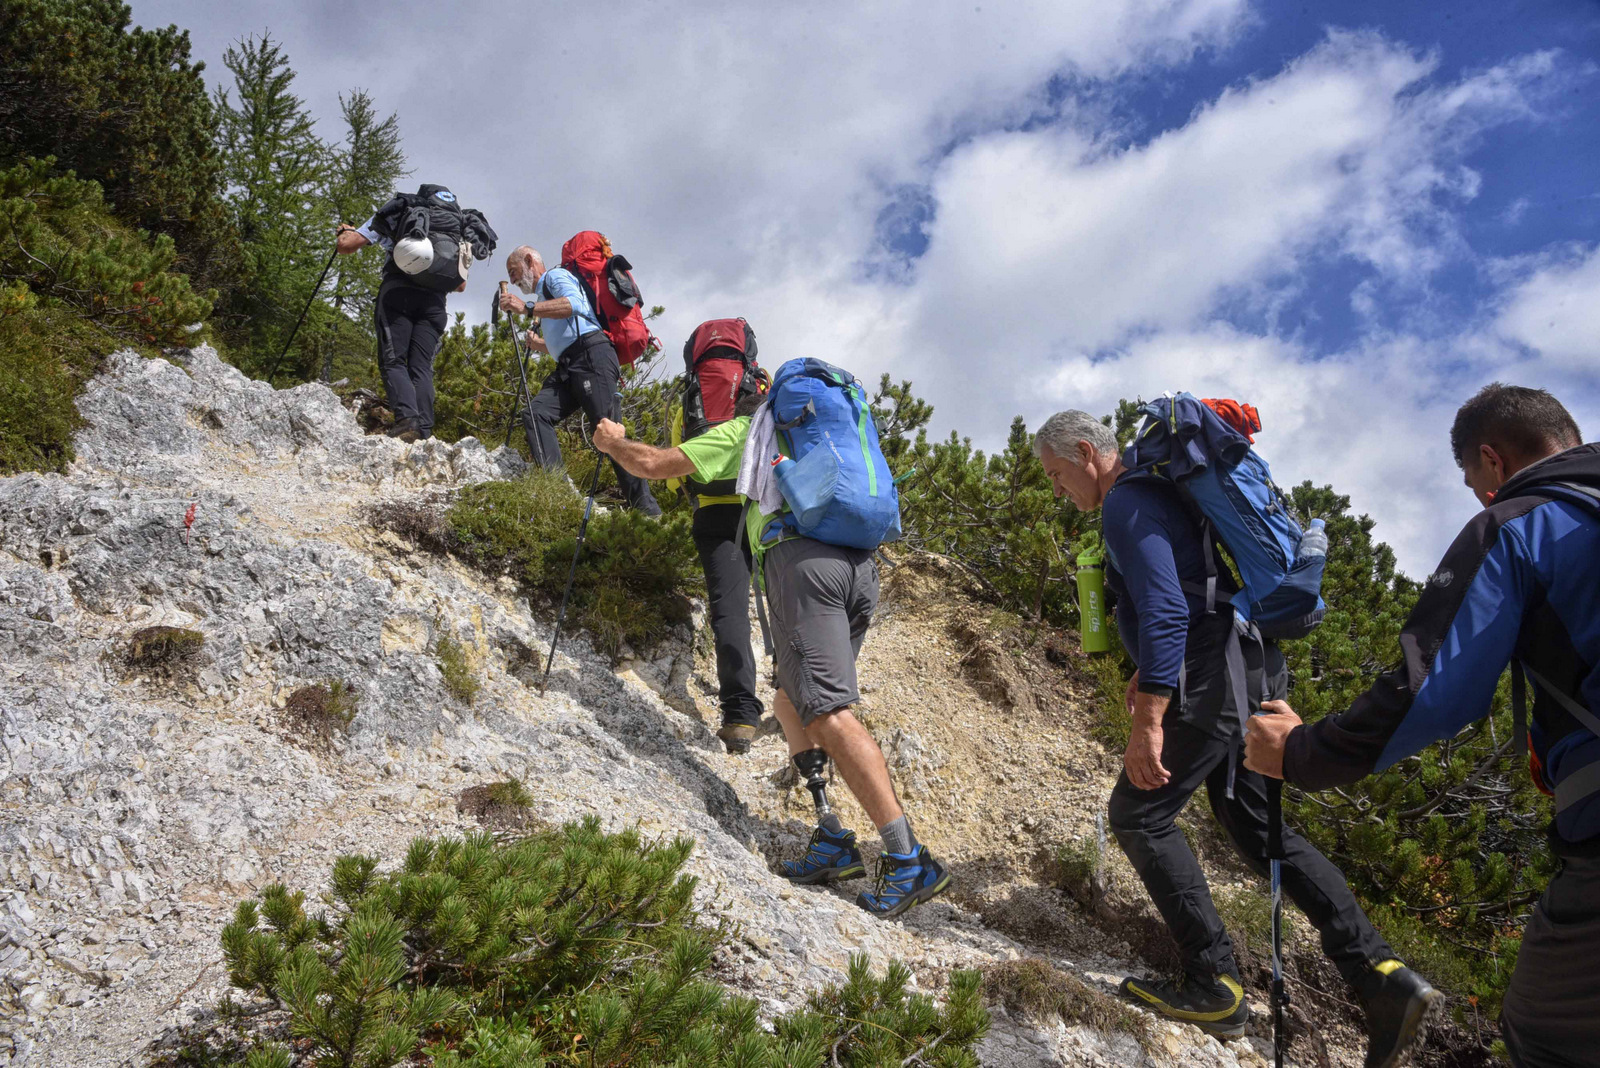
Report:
134,0,1600,575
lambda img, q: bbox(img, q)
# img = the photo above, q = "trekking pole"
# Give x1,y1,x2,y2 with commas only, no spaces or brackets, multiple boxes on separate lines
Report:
538,408,613,695
497,282,539,449
265,243,340,384
1267,776,1289,1068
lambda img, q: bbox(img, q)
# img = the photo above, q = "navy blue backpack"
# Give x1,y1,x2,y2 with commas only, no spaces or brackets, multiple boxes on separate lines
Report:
1124,393,1327,640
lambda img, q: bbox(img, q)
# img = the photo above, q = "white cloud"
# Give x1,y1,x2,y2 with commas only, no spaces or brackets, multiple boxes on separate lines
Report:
1494,243,1600,374
128,2,1594,574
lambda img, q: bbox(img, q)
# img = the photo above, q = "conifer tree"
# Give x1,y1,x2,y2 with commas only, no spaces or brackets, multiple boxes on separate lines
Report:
213,33,328,370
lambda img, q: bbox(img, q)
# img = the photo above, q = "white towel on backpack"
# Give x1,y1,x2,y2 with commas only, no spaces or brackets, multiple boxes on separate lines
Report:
735,401,785,516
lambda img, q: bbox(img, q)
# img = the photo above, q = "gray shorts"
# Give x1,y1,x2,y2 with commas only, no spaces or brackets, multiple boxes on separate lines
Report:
762,538,879,724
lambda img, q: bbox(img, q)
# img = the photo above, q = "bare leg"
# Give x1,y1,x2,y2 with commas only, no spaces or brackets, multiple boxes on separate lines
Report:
772,688,815,757
805,706,904,830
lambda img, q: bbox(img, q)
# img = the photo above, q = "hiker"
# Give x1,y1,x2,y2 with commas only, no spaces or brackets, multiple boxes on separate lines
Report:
591,358,952,918
671,319,769,754
337,184,496,442
1036,408,1436,1067
499,245,661,516
1245,384,1597,1068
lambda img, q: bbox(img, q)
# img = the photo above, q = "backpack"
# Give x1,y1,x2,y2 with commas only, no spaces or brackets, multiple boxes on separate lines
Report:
559,231,654,365
1123,392,1326,640
675,318,768,498
373,185,497,294
766,358,901,550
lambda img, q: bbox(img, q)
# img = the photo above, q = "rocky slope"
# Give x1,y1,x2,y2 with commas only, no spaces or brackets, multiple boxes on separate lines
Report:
0,347,1373,1066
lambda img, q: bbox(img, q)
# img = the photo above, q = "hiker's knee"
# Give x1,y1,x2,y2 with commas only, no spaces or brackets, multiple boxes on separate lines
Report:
804,705,861,748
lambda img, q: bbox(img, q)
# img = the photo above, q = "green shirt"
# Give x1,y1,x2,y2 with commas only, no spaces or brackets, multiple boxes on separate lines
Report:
676,415,783,559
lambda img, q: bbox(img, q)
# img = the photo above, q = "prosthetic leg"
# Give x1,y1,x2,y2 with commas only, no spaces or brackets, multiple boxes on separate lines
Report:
793,748,834,824
782,748,864,884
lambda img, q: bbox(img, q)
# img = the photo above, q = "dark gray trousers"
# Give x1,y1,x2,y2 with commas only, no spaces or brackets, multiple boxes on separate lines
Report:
693,504,762,728
1108,641,1392,985
1500,852,1600,1067
375,282,447,436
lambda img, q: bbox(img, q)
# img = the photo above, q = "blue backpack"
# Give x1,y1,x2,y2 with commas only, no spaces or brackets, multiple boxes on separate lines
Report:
767,358,901,549
1124,393,1326,640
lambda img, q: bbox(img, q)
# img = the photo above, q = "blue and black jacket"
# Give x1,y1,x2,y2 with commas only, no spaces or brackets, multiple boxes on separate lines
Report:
1283,443,1600,849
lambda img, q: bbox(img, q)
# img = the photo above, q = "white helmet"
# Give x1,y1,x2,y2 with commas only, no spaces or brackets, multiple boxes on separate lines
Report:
393,235,433,274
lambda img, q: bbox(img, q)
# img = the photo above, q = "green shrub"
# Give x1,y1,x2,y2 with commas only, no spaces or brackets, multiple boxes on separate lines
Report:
447,471,700,658
1084,652,1132,753
282,680,358,747
212,821,988,1067
435,631,480,705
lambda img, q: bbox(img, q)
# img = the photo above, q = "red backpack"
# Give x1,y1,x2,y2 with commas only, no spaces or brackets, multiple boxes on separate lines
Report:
559,231,654,365
678,318,767,496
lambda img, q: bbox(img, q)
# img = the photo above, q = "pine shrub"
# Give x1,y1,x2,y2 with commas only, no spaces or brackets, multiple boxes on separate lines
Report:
210,822,987,1067
434,632,479,705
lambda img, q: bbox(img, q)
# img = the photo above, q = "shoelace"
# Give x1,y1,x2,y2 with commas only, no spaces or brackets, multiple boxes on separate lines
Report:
870,855,913,900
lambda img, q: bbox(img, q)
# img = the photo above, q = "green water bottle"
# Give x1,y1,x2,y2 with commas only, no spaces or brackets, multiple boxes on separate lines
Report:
1076,549,1111,654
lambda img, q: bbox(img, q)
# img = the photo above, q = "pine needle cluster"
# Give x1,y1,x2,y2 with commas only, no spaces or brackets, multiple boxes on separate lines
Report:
209,820,986,1067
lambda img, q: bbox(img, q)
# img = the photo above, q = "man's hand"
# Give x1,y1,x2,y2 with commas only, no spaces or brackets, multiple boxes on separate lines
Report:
498,291,527,315
1243,699,1302,780
1124,711,1170,791
525,331,548,354
1124,670,1140,715
592,418,627,455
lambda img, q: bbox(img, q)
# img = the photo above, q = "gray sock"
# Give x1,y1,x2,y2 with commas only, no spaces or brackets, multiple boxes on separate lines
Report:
819,812,844,834
879,815,917,856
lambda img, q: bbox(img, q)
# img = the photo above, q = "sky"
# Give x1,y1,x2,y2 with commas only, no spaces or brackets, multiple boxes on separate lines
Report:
132,0,1600,577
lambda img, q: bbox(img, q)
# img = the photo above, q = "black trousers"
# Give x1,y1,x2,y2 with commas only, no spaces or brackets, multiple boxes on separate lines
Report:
374,281,447,437
693,504,762,728
1109,646,1392,985
524,333,660,515
1499,851,1600,1067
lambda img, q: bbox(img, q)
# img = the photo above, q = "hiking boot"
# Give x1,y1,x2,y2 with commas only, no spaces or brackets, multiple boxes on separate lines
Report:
781,825,866,885
386,417,421,442
855,845,952,918
717,723,756,754
1354,960,1442,1068
1118,971,1249,1036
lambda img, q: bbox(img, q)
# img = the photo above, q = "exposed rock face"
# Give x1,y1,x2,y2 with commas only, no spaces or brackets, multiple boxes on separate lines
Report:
0,347,1304,1067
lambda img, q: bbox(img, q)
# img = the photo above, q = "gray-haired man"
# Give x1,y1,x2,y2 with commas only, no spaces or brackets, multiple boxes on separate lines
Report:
1036,410,1434,1067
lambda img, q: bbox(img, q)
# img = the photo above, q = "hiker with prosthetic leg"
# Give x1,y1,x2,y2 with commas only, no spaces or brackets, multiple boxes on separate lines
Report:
592,358,952,918
1247,385,1599,1068
1037,407,1435,1067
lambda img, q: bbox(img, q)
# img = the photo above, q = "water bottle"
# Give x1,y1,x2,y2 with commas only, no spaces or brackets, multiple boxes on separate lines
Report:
1076,549,1112,654
1296,518,1327,564
771,452,835,530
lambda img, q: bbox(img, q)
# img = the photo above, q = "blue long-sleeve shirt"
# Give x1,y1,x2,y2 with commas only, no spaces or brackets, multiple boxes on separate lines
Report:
1103,474,1239,736
1285,444,1600,846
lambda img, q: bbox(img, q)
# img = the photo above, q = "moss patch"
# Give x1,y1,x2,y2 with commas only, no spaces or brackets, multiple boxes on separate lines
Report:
983,958,1150,1044
124,625,204,679
281,681,358,749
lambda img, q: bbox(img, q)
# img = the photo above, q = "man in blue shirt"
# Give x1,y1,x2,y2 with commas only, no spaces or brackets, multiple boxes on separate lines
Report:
1037,409,1436,1067
1246,385,1598,1068
498,246,660,515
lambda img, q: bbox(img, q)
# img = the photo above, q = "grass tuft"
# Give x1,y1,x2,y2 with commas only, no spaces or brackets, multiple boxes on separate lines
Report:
984,958,1151,1044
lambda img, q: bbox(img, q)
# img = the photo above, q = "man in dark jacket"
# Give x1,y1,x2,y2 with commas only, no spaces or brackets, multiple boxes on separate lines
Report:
1036,408,1436,1067
1246,384,1596,1068
337,184,494,442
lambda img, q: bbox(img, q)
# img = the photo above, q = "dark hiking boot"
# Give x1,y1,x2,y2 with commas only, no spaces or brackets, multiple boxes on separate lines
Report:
1119,971,1249,1036
855,845,952,918
717,723,756,754
386,417,421,442
782,825,865,884
1354,960,1442,1068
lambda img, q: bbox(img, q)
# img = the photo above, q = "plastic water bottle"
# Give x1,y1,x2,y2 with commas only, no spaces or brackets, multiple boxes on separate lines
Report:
1296,518,1327,564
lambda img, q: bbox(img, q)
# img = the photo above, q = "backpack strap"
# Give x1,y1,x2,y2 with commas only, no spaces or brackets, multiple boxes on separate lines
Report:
775,399,815,432
738,501,776,658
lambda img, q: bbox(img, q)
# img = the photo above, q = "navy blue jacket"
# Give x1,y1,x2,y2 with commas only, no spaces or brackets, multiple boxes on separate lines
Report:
1104,473,1240,737
1284,444,1600,847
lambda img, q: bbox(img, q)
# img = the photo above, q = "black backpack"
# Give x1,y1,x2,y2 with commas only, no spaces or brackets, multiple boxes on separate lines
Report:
372,184,497,293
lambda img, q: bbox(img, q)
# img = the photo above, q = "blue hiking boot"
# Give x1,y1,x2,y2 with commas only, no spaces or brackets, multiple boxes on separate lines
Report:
782,825,866,885
856,845,953,918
